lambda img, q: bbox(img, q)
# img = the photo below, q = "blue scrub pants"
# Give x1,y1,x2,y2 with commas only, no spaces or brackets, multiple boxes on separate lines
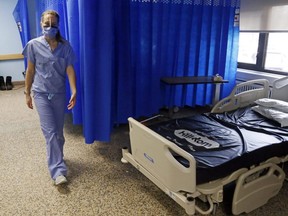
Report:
34,92,67,180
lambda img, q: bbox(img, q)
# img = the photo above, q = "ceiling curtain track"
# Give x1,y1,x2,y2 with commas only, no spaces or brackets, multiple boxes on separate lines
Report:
13,0,240,143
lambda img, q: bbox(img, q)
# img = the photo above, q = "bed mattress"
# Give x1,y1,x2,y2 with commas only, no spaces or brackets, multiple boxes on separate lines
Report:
148,106,288,184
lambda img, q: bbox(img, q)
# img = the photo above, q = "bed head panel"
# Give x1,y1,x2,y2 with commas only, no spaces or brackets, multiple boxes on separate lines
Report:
211,79,269,113
271,76,288,102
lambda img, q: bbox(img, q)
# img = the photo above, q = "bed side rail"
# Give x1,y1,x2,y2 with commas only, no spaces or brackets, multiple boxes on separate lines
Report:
232,163,285,215
211,79,269,113
126,117,197,194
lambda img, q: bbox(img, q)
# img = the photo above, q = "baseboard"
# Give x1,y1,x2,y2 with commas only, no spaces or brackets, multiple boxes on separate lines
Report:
13,81,25,86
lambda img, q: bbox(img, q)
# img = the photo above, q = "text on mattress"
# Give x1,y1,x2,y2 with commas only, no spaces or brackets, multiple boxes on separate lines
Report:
174,129,220,149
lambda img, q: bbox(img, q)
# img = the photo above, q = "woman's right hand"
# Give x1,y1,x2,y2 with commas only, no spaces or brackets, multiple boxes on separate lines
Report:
26,94,33,109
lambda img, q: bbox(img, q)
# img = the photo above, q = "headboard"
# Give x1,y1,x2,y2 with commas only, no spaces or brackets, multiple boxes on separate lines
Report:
211,79,270,113
271,76,288,102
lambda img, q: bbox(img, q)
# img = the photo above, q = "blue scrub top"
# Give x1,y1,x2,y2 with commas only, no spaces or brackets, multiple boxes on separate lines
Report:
22,36,75,94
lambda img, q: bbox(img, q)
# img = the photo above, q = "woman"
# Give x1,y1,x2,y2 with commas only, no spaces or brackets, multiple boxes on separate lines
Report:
22,10,76,185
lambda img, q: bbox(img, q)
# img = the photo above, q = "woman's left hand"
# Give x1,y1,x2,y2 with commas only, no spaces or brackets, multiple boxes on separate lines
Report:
67,93,76,110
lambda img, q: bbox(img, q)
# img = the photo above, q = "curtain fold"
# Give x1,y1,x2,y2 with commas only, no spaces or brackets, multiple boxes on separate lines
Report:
13,0,30,68
78,0,114,143
14,0,240,143
113,0,133,123
66,0,82,125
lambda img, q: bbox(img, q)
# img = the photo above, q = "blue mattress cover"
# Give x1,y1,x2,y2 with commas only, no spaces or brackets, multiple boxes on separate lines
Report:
148,106,288,184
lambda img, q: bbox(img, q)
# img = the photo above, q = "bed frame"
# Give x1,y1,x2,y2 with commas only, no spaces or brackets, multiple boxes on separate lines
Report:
121,77,288,215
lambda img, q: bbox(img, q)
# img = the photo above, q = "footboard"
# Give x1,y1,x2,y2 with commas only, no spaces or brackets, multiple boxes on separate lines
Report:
125,117,197,194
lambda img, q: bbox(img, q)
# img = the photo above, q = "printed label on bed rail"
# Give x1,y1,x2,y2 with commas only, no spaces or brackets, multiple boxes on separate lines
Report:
174,129,219,149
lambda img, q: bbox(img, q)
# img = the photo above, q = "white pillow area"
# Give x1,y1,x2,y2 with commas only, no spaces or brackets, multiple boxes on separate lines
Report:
255,98,288,113
252,105,288,127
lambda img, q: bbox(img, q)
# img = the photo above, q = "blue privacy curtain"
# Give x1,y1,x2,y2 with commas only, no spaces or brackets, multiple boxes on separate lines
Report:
13,0,30,68
77,0,115,142
13,0,30,47
14,0,239,143
128,0,240,110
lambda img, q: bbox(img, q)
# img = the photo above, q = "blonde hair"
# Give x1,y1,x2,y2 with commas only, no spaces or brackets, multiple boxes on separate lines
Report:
41,10,60,23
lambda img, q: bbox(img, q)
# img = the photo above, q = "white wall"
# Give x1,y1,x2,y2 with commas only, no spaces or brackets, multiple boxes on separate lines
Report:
0,0,25,82
236,69,285,89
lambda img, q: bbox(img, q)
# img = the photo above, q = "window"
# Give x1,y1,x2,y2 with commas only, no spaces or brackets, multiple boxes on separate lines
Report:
237,32,288,75
237,33,259,64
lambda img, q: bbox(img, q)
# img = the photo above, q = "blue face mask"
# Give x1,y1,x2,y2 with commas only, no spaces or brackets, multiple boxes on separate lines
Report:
42,26,58,39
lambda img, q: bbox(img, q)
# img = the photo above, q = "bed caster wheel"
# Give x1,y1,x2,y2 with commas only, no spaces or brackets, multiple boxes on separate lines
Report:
121,158,128,163
121,147,129,163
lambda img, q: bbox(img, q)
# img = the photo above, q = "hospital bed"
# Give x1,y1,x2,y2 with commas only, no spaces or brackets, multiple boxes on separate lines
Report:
121,77,288,215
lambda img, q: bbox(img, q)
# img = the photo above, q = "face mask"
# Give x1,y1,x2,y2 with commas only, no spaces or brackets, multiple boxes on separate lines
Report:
42,26,58,39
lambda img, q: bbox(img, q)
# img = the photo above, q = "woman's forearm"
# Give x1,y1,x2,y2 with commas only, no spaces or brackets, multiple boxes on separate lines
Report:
25,61,35,95
66,65,76,95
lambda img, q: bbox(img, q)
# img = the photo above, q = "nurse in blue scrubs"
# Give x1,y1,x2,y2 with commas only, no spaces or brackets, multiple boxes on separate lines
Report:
22,10,77,186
